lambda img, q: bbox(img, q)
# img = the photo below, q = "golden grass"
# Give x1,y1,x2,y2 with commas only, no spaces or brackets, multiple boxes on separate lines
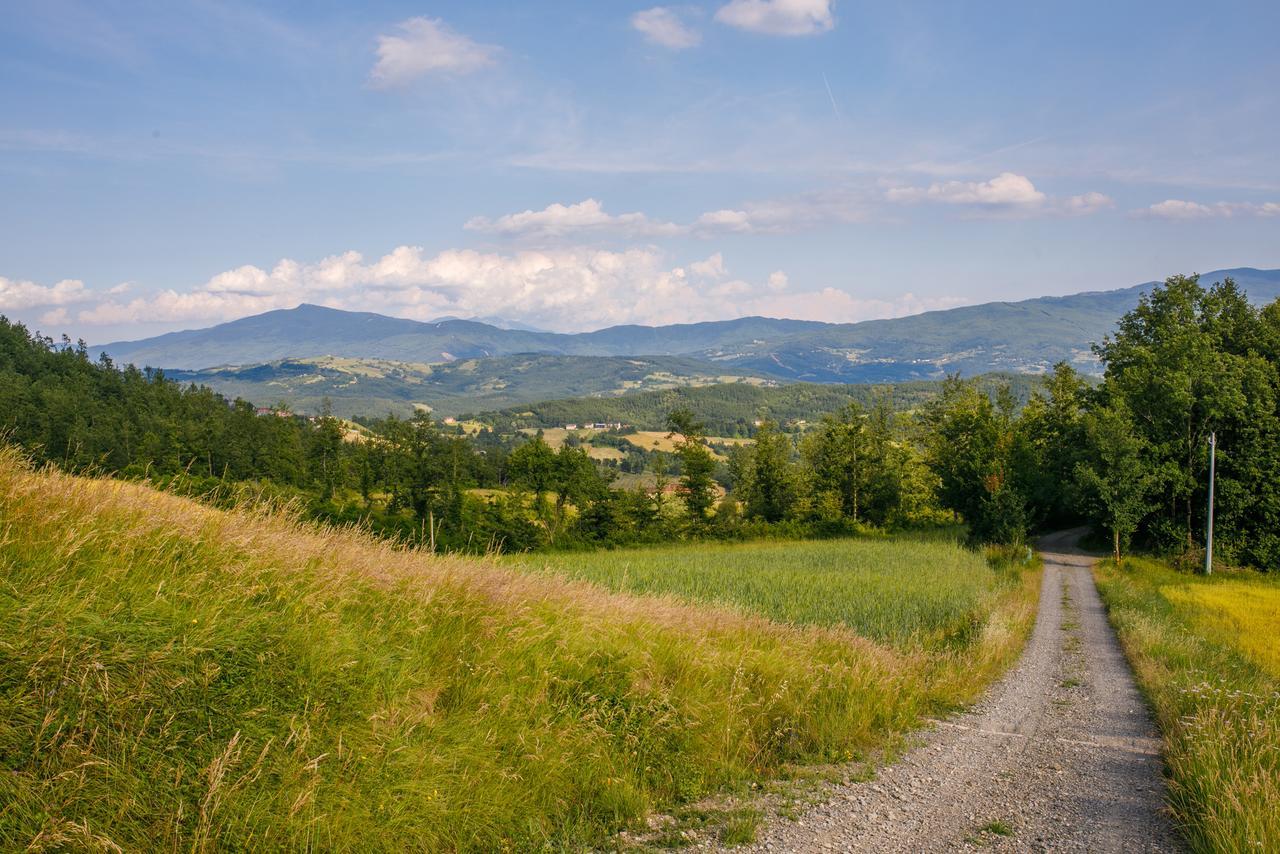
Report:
1161,580,1280,677
1095,558,1280,852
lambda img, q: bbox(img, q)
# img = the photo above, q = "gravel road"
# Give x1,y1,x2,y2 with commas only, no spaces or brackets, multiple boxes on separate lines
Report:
732,530,1180,852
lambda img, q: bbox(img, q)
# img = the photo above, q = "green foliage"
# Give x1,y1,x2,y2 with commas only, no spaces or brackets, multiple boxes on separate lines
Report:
481,373,1045,435
1096,275,1280,566
800,398,916,527
920,377,1029,545
1075,401,1157,562
667,408,718,524
739,421,798,523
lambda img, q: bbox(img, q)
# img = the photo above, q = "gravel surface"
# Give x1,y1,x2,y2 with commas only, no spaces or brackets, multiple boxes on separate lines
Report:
729,530,1180,853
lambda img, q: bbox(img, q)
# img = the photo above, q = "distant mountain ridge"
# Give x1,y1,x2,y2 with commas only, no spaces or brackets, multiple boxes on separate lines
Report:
91,268,1280,384
165,354,779,419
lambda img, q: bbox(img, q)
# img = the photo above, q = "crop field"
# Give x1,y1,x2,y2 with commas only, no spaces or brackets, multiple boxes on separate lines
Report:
0,450,1037,851
1095,558,1280,852
621,431,751,459
509,536,1014,649
1159,579,1280,676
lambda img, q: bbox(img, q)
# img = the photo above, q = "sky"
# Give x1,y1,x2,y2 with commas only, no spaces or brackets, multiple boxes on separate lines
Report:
2,0,1278,343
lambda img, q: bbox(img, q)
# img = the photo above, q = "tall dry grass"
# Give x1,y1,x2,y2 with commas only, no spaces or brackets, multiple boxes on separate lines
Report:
0,448,1036,850
1095,557,1280,852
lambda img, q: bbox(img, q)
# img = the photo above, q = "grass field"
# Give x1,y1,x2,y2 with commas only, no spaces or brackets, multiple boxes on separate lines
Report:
508,536,1012,649
1095,558,1280,852
0,449,1037,851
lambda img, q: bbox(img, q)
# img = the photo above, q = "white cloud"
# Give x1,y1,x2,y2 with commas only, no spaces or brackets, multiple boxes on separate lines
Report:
693,209,755,233
715,0,834,35
39,307,69,326
0,276,90,311
468,190,870,241
1061,191,1114,215
884,174,1117,218
464,199,684,238
690,252,728,278
887,172,1046,207
1145,199,1213,220
369,17,497,88
62,244,970,334
631,7,701,49
1143,199,1280,220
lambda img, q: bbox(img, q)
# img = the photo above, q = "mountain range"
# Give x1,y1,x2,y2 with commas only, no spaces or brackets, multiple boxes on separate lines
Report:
165,354,778,420
91,267,1280,416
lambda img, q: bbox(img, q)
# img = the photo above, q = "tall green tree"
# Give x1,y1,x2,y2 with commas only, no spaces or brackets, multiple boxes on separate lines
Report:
1075,400,1157,564
741,421,797,523
667,408,718,524
1017,363,1089,527
1096,274,1279,562
920,377,1028,544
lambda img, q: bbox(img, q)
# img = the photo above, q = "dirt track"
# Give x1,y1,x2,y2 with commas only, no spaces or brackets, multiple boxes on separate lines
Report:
734,530,1179,852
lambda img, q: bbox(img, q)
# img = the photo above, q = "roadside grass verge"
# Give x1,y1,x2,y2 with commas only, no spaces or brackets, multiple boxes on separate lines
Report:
1094,557,1280,852
0,450,1037,851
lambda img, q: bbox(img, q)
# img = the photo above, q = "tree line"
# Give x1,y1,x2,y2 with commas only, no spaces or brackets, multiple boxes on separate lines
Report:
2,272,1277,566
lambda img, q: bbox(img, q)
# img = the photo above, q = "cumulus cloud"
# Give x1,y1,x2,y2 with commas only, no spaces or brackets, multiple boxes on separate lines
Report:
1143,199,1280,220
690,252,728,278
885,173,1117,218
369,17,497,88
464,199,684,238
0,276,90,311
631,7,701,49
50,244,970,335
715,0,835,35
886,172,1046,207
1061,191,1114,216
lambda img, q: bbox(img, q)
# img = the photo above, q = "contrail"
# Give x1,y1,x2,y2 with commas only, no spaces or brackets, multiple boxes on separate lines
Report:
822,72,841,120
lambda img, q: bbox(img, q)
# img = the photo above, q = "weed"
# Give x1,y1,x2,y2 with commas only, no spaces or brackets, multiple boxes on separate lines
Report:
981,819,1014,836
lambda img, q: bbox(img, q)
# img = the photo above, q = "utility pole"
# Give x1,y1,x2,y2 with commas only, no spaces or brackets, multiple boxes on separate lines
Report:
1204,431,1216,575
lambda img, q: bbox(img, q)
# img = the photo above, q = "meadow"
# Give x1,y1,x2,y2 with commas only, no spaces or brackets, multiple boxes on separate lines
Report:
1095,558,1280,852
0,449,1036,851
507,535,1011,649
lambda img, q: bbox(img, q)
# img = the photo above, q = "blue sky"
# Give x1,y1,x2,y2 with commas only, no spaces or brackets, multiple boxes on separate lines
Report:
2,0,1278,342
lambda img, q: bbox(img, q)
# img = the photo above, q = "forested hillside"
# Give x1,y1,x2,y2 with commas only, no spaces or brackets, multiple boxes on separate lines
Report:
167,353,779,419
476,373,1045,434
6,271,1280,567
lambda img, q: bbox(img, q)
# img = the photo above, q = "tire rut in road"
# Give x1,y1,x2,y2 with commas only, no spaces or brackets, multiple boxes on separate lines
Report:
732,533,1178,853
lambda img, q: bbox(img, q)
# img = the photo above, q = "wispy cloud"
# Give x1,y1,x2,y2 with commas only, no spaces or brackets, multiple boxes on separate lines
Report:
369,17,498,88
886,172,1047,206
886,172,1113,217
715,0,835,36
631,7,701,49
465,191,872,240
464,199,684,239
1141,199,1280,220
